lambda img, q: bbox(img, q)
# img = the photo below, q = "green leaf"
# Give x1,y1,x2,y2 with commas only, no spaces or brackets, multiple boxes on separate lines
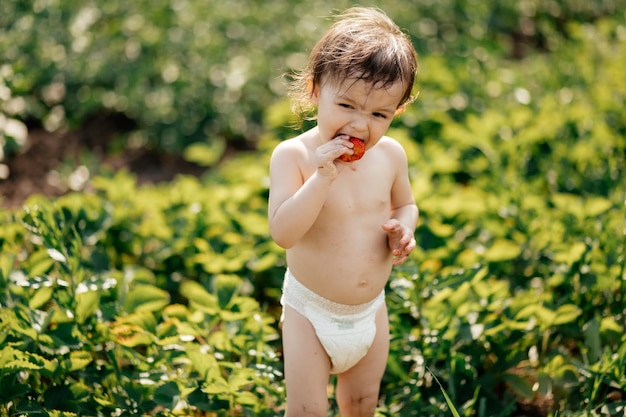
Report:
110,324,153,347
203,373,230,395
214,274,242,309
26,251,55,278
0,309,38,340
154,381,181,409
484,239,521,262
0,375,30,404
583,318,602,363
67,351,93,372
29,286,53,309
552,304,581,326
0,346,54,374
553,242,587,265
183,140,226,167
166,303,191,319
0,254,14,281
428,220,456,237
600,316,623,334
235,390,259,406
228,368,255,390
44,384,80,412
584,196,612,217
551,193,584,219
180,280,218,314
428,367,461,417
75,291,100,324
123,284,170,313
186,346,218,380
117,310,158,332
503,373,534,399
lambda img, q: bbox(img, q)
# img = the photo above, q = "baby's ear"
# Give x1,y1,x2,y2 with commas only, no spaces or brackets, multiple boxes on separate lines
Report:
308,79,320,104
394,105,406,116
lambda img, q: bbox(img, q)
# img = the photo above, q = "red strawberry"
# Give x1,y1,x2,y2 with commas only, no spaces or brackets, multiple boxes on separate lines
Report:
338,137,366,162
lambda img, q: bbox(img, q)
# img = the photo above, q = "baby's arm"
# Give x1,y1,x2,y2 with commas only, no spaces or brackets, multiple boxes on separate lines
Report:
268,137,352,248
382,210,418,265
382,139,419,265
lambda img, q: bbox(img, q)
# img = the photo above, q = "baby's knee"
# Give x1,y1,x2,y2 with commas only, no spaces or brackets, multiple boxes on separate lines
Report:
336,387,379,414
285,400,327,417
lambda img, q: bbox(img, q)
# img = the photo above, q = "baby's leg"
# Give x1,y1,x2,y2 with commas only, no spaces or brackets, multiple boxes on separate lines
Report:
335,304,390,417
282,305,332,417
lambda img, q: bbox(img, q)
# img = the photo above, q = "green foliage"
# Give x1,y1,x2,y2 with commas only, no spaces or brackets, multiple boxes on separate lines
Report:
375,15,626,417
1,1,626,416
0,170,283,416
0,0,621,158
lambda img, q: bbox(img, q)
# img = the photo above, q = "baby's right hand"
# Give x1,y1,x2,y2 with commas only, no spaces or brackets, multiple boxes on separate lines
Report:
315,136,352,179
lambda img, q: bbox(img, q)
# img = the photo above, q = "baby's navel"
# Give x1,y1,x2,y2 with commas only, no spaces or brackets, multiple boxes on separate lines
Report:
358,280,368,287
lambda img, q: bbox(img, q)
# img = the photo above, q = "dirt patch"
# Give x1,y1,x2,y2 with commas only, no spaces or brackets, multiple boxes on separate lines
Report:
0,114,206,209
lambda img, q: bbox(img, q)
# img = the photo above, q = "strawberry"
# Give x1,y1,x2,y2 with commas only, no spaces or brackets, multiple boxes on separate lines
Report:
338,137,366,162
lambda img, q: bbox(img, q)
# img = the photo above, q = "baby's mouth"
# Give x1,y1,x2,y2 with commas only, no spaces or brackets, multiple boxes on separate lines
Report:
335,133,364,142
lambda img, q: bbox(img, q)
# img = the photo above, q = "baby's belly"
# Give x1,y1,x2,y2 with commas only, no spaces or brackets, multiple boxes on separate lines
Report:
286,226,393,305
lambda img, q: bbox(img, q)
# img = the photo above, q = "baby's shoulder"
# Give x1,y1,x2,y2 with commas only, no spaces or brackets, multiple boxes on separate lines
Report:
272,129,318,157
270,135,311,170
376,135,408,158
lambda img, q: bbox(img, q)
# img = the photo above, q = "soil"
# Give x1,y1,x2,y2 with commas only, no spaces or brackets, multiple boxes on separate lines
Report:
0,114,207,209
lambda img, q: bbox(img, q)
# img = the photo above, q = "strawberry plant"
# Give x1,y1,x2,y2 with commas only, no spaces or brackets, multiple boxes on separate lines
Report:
0,189,284,416
1,2,625,416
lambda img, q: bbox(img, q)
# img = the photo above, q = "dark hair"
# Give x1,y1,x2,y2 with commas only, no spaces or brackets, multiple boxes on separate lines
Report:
288,7,418,120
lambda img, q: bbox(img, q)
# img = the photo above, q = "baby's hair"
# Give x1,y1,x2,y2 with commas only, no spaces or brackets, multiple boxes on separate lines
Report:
288,7,418,122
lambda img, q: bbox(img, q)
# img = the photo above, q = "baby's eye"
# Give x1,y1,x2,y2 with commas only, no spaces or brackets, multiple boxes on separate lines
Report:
373,112,387,119
339,103,353,109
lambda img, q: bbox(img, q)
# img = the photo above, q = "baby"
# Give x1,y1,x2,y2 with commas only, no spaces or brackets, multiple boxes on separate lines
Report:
268,7,419,416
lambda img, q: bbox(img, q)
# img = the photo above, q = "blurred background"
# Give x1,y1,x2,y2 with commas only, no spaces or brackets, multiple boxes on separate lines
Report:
1,0,623,206
1,2,625,416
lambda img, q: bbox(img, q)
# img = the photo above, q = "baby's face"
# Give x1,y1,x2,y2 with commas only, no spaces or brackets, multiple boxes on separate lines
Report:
311,76,405,150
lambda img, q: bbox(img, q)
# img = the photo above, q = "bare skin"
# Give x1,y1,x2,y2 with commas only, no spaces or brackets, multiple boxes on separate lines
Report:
269,77,418,417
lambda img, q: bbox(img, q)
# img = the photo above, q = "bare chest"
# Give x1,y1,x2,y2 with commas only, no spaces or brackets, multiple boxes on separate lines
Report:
326,163,392,209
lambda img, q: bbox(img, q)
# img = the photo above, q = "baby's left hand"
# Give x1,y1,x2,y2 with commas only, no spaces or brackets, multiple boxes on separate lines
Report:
382,219,416,265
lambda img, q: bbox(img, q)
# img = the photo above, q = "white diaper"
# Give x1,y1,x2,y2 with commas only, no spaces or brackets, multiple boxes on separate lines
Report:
280,269,385,374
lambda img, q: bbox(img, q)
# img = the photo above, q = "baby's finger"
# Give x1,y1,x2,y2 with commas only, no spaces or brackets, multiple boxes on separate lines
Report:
392,253,408,265
381,219,401,231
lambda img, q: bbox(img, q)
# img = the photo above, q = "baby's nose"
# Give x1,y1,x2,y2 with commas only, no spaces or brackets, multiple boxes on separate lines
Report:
350,114,368,131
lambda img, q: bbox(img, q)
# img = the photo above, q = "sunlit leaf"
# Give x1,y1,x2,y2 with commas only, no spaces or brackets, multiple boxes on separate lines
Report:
26,251,55,277
552,304,581,326
600,316,623,334
584,196,612,216
75,291,99,324
428,220,456,237
484,239,521,262
110,324,153,347
183,140,226,167
187,346,219,380
203,373,230,395
123,284,170,313
236,391,259,406
553,242,587,265
116,310,158,332
29,286,53,310
67,351,92,372
0,254,14,281
551,193,584,219
180,280,218,314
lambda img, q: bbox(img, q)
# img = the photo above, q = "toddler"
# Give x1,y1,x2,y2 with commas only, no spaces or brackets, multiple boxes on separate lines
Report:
268,7,419,416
